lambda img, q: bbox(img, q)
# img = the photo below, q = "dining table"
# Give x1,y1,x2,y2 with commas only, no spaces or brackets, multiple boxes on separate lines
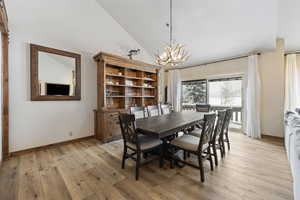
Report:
136,111,205,138
136,111,206,167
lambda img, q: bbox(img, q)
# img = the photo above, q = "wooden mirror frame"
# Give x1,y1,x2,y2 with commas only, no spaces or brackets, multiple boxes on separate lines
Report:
30,44,81,101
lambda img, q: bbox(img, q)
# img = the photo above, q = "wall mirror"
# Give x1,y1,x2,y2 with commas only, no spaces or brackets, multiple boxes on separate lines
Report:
30,44,81,101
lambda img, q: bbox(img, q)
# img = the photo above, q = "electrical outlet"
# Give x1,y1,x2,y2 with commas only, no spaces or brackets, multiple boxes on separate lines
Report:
69,132,73,136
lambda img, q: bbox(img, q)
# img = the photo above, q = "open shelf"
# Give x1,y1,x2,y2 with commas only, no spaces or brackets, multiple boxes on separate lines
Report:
96,52,159,110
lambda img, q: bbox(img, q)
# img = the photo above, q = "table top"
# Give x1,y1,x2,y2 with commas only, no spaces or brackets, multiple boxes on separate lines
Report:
136,111,205,138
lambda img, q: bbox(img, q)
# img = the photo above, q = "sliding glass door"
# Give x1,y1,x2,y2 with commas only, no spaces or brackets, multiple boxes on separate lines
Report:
181,77,243,128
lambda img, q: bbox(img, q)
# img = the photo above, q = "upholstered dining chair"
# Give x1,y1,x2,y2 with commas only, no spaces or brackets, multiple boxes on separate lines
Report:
190,110,226,166
119,113,163,180
160,104,172,115
222,109,233,153
147,105,160,117
196,104,211,112
130,106,147,119
170,113,217,182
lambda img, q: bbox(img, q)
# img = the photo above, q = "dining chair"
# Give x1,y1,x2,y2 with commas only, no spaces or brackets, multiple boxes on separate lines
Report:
196,104,211,112
119,113,163,180
194,104,211,131
147,105,160,117
130,106,147,119
222,109,233,153
170,113,217,182
160,104,172,115
189,110,226,166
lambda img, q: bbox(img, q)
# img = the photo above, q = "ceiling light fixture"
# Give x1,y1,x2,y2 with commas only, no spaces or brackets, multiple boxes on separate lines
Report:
155,0,189,66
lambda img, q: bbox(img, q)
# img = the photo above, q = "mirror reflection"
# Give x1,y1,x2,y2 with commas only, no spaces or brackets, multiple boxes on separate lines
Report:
38,52,76,96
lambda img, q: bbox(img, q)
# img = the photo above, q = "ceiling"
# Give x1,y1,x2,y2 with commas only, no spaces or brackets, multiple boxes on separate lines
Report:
96,0,281,66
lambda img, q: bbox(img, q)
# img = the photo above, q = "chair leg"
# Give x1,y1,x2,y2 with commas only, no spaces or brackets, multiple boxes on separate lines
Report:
226,133,230,150
159,145,164,168
170,147,175,169
183,150,187,160
198,155,205,182
222,138,226,156
208,147,214,171
136,151,141,180
122,146,127,169
212,145,218,166
218,139,223,158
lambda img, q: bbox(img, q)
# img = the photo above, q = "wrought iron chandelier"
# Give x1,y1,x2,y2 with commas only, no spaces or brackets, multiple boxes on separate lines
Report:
155,0,189,66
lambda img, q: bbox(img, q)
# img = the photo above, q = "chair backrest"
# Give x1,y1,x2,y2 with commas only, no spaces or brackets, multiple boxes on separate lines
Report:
198,113,216,152
160,104,172,115
130,106,146,119
196,104,211,112
211,110,226,142
119,113,138,144
147,105,160,117
222,109,233,136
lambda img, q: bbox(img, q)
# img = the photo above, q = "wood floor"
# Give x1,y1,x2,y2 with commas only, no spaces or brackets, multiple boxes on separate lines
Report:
0,132,293,200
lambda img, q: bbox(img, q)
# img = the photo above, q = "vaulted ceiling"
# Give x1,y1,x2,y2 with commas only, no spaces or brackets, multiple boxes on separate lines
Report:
96,0,300,66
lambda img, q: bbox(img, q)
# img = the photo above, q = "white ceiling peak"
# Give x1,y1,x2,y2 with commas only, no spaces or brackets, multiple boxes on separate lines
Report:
96,0,279,66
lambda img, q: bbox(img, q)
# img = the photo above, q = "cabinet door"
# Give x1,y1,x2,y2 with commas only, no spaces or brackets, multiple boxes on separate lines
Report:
104,112,122,141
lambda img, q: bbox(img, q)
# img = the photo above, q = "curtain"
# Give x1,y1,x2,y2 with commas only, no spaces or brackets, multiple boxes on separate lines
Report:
284,54,300,112
167,70,182,112
242,73,248,134
245,55,261,138
158,68,165,103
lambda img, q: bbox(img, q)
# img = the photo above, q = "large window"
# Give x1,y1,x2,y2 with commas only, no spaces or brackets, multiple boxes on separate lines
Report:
208,77,242,107
181,77,242,107
181,80,207,106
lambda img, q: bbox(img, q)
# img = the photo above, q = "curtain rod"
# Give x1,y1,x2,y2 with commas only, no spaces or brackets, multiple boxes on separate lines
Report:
165,52,261,72
285,51,300,56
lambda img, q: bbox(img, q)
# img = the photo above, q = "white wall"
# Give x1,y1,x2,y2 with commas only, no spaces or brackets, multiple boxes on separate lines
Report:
180,58,248,81
259,39,285,137
7,0,153,152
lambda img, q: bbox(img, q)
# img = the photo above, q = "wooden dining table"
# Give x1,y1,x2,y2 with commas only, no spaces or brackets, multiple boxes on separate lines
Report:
136,111,206,167
136,111,205,139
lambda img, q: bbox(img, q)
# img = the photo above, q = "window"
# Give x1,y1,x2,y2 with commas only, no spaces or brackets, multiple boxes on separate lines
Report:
208,77,242,107
181,80,207,106
181,77,242,107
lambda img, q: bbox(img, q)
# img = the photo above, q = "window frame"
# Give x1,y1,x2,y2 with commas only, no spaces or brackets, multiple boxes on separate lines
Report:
181,76,243,107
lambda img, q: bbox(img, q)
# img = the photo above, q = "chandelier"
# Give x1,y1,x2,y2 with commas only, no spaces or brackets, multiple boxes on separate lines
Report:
155,0,189,66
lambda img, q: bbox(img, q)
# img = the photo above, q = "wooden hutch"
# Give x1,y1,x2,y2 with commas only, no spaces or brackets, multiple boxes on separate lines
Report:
93,52,160,142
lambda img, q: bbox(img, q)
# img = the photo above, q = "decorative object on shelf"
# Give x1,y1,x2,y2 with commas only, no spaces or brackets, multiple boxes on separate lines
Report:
128,49,140,59
155,0,189,66
125,80,134,86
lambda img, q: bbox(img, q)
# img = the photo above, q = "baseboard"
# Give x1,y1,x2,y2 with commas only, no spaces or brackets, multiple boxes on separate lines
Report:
11,135,95,157
261,134,284,143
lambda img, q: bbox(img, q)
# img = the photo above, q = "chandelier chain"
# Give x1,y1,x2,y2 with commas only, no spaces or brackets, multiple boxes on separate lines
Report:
170,0,172,45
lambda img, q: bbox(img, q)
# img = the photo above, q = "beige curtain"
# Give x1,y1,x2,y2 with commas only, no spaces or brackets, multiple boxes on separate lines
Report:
167,70,181,112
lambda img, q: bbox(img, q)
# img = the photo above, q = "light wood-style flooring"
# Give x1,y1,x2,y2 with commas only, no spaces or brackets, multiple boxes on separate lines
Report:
0,132,293,200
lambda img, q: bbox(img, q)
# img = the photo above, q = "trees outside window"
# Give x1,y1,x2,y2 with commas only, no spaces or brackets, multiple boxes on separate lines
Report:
182,80,207,106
